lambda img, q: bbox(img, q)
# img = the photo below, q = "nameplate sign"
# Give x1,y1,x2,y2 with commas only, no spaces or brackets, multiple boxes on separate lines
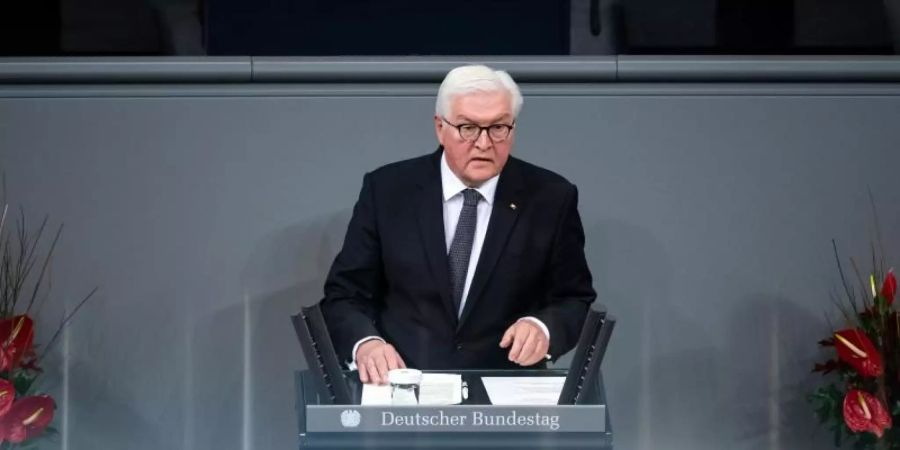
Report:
306,405,605,433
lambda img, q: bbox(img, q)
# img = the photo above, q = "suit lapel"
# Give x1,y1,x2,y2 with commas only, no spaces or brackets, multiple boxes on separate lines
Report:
457,158,525,330
416,149,458,325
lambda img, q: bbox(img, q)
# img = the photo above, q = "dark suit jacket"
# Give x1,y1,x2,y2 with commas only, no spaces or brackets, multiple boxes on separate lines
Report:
321,149,596,370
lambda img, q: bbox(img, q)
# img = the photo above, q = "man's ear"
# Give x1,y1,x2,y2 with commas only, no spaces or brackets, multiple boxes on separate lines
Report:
434,115,444,146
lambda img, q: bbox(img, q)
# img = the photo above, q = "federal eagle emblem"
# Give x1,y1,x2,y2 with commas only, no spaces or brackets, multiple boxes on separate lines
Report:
340,409,361,428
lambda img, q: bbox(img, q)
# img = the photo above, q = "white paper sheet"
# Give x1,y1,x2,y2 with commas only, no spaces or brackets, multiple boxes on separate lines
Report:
360,373,463,405
360,383,392,405
480,376,566,405
418,373,462,405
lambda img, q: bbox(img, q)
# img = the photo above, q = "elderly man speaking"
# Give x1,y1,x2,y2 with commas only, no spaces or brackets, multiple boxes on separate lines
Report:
321,65,596,384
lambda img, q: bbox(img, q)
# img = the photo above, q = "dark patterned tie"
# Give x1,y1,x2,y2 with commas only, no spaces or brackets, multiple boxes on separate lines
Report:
448,188,481,316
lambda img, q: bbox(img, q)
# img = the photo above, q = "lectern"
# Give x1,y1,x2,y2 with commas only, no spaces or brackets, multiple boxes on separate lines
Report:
292,306,615,449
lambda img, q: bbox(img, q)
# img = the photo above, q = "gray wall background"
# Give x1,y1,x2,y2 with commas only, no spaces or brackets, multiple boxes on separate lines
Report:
1,58,900,450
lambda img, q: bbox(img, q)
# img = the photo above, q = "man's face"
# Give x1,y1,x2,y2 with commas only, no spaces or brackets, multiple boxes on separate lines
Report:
434,90,515,187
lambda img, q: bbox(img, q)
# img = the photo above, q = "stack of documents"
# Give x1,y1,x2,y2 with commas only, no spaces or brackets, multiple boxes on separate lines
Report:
480,377,565,405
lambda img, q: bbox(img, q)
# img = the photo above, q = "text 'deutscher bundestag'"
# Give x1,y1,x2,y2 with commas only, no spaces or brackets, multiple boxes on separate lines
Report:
306,405,605,433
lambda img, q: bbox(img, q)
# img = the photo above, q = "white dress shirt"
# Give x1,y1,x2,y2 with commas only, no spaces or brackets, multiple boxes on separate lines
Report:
350,152,549,366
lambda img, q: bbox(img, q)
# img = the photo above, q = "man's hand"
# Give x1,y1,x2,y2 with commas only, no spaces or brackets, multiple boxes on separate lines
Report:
499,319,549,366
356,339,406,384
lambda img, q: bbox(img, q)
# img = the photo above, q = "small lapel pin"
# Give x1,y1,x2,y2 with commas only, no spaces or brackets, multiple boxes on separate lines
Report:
510,203,517,210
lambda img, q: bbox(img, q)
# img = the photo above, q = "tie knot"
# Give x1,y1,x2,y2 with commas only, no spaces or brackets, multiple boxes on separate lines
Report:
462,189,481,207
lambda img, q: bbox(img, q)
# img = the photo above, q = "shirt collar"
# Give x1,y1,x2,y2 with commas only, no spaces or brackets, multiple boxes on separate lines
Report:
440,151,498,205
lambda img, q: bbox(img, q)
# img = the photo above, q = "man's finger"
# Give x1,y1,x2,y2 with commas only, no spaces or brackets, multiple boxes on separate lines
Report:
531,336,550,365
499,326,515,348
526,335,549,366
358,360,370,384
387,350,401,371
375,354,390,384
507,325,530,361
387,347,407,370
523,350,544,366
516,331,538,365
514,328,537,364
366,359,380,384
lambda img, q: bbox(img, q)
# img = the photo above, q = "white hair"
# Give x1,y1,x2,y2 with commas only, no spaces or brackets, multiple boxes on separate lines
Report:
435,65,524,119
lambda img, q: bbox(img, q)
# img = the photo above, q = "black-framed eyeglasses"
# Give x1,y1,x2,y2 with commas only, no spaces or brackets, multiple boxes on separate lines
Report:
441,118,515,142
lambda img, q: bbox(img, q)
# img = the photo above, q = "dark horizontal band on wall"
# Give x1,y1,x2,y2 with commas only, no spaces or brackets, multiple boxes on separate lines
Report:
6,83,900,99
251,57,617,82
1,56,900,84
617,56,900,81
0,57,252,83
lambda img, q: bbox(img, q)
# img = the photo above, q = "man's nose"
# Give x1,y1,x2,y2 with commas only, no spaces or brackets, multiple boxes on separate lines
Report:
474,128,492,149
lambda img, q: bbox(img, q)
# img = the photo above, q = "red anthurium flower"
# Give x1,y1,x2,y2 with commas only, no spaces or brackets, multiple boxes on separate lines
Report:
833,329,884,377
0,379,14,417
0,348,11,374
883,270,897,305
0,315,34,372
843,390,892,438
0,395,55,443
